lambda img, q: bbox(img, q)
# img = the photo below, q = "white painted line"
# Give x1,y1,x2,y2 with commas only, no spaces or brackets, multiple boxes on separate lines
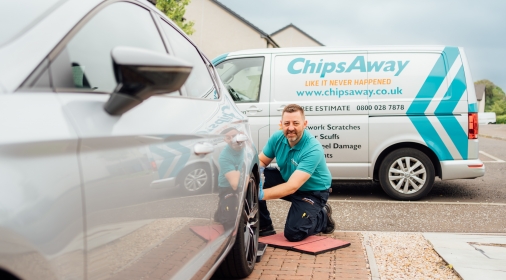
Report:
479,151,505,162
327,199,506,206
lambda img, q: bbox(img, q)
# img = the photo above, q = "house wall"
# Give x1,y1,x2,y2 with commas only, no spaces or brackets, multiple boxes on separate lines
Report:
185,0,269,59
478,94,486,112
271,26,322,47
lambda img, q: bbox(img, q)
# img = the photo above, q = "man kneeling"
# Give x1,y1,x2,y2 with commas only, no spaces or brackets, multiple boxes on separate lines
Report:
258,104,335,242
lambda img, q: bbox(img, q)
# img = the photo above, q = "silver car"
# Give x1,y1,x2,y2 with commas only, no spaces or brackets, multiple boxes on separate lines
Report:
0,0,260,279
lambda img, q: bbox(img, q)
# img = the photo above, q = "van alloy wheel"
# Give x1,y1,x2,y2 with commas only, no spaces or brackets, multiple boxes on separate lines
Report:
183,167,208,192
379,148,435,201
388,156,426,194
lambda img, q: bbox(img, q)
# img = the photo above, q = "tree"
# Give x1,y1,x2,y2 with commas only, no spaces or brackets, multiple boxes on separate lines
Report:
155,0,195,35
475,79,506,112
490,99,506,115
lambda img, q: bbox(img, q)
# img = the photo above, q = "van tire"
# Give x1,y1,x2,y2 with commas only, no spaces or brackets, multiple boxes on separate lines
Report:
379,148,435,200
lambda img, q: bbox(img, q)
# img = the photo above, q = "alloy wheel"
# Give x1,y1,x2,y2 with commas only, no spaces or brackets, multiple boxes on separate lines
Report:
183,168,208,192
388,156,427,194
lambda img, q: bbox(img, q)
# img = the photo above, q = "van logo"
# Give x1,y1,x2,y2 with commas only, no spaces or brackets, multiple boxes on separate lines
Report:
287,56,410,78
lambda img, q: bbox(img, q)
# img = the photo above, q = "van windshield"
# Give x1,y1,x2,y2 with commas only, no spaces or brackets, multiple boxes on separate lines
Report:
0,0,67,47
216,57,265,102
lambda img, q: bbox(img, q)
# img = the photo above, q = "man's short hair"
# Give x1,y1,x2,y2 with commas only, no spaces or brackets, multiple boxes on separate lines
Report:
221,127,239,135
282,104,305,118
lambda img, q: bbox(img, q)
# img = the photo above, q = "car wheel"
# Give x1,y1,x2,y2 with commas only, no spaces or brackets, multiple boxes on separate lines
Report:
178,164,210,193
379,148,435,200
215,175,259,278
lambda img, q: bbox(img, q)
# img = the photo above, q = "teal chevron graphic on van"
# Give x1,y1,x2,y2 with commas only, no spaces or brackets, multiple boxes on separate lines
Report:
407,46,469,161
435,66,468,159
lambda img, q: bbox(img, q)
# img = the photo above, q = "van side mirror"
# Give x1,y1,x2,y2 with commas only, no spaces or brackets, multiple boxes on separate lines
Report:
104,46,192,115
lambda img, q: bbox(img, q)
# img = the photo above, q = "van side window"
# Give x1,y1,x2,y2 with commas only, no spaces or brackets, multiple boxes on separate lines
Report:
52,2,166,92
160,22,217,99
216,57,264,102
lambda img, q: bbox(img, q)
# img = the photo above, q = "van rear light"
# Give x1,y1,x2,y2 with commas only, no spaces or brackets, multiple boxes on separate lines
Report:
468,163,483,168
468,113,478,139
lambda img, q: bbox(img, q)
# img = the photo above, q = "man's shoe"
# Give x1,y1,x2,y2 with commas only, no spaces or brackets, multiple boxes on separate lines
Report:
322,204,335,234
259,224,276,237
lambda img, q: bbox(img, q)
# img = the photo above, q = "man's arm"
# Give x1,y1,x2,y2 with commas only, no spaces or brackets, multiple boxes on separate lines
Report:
224,171,240,190
258,152,273,167
262,170,310,200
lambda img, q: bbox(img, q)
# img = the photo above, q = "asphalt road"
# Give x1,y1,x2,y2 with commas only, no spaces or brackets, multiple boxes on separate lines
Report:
330,136,506,203
266,136,506,233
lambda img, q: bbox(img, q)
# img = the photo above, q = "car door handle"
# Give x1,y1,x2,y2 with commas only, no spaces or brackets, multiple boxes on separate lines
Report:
276,105,286,111
247,107,262,112
194,142,214,155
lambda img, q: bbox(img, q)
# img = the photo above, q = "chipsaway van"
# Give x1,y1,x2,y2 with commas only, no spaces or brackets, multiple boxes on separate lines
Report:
213,46,485,200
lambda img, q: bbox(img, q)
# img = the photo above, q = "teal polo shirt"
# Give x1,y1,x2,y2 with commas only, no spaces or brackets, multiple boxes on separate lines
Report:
263,130,331,192
218,145,245,188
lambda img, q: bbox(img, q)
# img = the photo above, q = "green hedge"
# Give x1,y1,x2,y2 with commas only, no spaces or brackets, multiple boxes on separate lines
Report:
497,115,506,124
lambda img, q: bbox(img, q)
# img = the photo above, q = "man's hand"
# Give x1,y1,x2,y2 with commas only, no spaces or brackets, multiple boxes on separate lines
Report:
259,166,265,200
259,181,264,200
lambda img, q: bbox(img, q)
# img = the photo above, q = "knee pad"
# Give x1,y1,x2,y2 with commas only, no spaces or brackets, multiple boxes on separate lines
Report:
284,229,307,242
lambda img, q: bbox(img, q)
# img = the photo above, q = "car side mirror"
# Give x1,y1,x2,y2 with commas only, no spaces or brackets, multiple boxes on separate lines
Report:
104,46,192,115
233,134,248,143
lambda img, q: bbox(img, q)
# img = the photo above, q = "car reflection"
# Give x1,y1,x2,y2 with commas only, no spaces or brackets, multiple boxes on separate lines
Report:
214,127,246,230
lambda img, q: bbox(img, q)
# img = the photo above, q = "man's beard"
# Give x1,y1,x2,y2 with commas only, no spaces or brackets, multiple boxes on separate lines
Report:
284,130,299,142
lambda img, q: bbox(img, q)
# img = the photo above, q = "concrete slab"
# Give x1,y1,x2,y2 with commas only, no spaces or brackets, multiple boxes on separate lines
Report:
424,233,506,280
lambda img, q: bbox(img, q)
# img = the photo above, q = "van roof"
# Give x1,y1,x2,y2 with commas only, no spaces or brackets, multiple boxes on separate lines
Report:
224,45,455,56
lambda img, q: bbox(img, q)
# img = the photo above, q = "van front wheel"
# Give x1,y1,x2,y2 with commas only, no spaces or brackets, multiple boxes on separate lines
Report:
379,148,435,201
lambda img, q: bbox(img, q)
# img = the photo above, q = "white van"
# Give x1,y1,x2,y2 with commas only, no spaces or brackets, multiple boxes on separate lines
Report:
213,46,485,200
479,112,497,125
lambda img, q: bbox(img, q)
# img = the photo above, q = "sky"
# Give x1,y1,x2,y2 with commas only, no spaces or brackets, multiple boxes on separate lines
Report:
218,0,506,91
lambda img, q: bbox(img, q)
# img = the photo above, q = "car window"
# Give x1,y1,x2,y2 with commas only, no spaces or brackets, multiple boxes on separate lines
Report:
216,57,264,102
54,2,167,93
159,21,217,99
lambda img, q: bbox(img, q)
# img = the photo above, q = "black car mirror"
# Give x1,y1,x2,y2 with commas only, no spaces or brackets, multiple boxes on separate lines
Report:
104,46,192,115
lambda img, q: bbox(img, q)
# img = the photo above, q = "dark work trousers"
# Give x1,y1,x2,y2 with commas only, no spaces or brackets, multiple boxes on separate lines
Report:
259,167,329,242
214,188,239,230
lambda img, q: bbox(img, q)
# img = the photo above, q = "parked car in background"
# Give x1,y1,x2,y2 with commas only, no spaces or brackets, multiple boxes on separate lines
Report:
0,0,260,279
479,112,497,125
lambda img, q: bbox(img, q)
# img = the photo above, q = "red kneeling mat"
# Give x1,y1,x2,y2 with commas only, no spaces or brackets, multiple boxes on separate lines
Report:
259,233,350,255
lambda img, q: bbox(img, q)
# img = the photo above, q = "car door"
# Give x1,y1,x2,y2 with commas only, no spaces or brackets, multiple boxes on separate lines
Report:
0,82,84,279
47,2,219,279
157,18,258,272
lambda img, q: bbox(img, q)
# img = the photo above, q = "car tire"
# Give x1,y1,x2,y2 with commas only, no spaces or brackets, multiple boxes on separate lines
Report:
215,175,259,278
379,148,435,201
178,163,211,193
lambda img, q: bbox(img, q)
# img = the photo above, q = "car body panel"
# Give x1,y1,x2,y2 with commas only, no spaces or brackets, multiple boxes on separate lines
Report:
0,92,84,279
0,0,259,279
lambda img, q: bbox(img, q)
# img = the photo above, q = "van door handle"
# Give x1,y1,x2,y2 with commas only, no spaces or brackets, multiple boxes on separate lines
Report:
276,105,286,111
247,107,263,112
194,142,214,155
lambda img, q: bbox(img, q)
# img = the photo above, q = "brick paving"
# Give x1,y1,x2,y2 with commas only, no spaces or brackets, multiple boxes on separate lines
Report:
245,232,371,280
